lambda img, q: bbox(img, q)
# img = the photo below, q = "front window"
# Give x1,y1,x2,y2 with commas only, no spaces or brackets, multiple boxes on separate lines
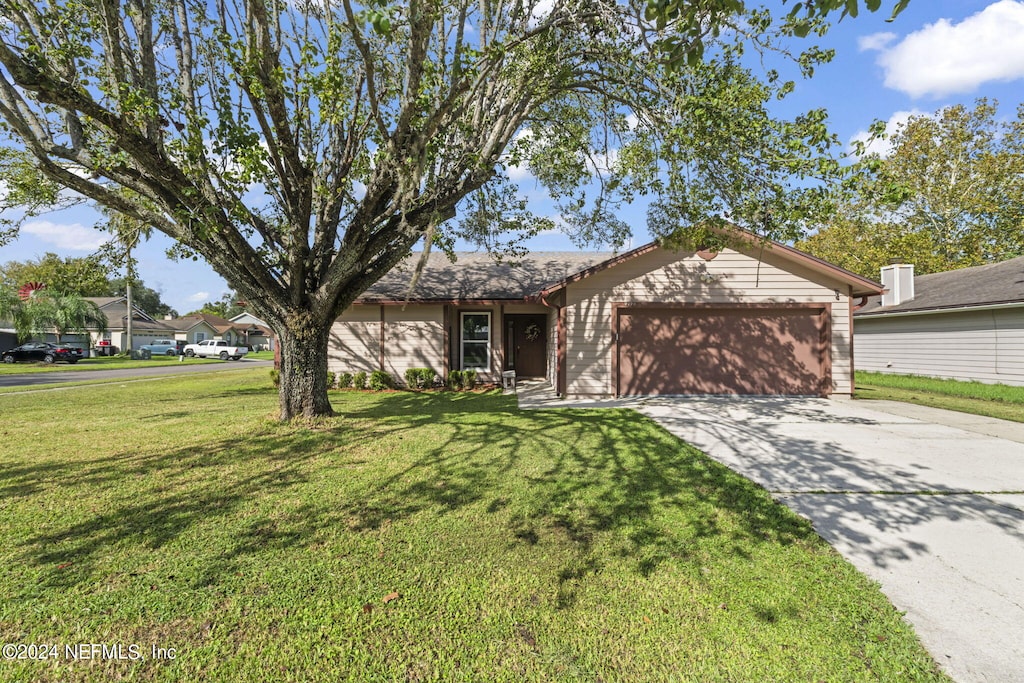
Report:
461,312,490,371
196,332,205,342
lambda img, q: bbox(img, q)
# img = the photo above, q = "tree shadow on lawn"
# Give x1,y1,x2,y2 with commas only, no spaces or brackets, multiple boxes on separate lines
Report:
12,391,815,604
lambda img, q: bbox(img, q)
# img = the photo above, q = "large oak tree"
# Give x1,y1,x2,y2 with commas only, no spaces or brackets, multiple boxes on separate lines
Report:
0,0,903,418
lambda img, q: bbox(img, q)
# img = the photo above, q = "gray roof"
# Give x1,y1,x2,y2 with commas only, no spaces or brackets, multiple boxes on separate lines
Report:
856,256,1024,316
359,251,614,301
83,298,172,331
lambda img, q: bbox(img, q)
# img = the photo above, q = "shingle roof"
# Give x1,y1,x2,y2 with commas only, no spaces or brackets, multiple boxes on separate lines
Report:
83,298,172,331
358,251,614,301
856,256,1024,316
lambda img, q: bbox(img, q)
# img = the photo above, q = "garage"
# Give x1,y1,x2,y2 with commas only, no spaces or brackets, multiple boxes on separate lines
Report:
614,304,831,396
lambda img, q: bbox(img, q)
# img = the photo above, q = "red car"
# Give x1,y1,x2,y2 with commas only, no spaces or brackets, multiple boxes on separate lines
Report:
2,342,85,364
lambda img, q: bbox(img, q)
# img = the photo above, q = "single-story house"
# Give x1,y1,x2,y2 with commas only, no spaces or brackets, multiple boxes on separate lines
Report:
163,313,248,346
229,312,276,350
854,257,1024,386
329,237,883,397
84,296,177,350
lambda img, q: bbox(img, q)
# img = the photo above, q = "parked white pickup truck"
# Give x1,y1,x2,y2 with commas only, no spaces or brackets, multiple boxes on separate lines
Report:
182,339,248,360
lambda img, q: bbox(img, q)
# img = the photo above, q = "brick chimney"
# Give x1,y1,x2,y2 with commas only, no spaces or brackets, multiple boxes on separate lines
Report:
880,263,915,306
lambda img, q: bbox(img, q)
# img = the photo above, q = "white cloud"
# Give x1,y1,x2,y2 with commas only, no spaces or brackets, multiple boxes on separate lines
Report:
187,291,210,302
857,31,897,52
22,220,110,251
503,129,536,182
874,0,1024,98
529,0,555,27
848,109,926,158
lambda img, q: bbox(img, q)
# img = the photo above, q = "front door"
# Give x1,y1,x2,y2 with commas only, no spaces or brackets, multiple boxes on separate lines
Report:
505,314,547,378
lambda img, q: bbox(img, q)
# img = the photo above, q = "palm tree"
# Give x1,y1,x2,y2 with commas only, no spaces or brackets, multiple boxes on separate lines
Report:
0,287,36,342
0,289,107,344
30,293,107,343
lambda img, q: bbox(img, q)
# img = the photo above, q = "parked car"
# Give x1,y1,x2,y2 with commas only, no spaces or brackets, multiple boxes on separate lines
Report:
137,339,179,358
182,339,248,360
2,342,85,364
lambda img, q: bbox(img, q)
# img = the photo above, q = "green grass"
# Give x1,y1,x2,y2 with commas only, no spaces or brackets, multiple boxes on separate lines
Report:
856,371,1024,423
0,371,946,682
246,350,274,361
0,355,222,375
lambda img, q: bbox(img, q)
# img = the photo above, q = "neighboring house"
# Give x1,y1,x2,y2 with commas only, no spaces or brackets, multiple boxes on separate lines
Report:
329,238,882,397
229,312,276,350
164,313,248,346
82,297,177,350
854,257,1024,386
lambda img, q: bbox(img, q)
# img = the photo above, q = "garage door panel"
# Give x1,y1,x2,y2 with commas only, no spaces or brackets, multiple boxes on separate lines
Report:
617,307,828,396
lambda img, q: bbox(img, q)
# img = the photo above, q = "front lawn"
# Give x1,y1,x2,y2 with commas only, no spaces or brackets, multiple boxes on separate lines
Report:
856,371,1024,423
0,371,945,681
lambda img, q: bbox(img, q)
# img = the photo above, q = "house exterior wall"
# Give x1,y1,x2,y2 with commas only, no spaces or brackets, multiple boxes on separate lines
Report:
563,247,854,397
854,306,1024,386
330,302,551,384
383,305,446,380
330,305,384,375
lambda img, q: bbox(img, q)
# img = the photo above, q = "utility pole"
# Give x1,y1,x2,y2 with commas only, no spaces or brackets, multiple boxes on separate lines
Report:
126,282,133,355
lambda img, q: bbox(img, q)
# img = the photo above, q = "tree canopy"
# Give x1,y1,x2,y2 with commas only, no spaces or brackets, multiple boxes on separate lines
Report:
798,99,1024,278
0,0,906,418
0,253,177,317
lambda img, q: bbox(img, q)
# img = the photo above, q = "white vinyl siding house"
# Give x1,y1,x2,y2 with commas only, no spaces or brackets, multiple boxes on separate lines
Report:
856,306,1024,386
854,256,1024,387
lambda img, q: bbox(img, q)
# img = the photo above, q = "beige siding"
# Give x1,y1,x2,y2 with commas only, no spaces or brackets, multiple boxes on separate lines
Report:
383,305,445,383
329,305,381,374
564,247,854,397
855,307,1024,386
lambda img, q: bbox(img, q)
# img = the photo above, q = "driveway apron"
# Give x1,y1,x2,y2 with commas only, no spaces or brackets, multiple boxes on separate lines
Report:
521,389,1024,683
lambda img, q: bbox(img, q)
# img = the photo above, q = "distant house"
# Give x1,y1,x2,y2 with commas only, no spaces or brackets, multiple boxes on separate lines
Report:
82,297,176,351
854,257,1024,386
229,312,276,350
329,237,882,397
164,313,248,346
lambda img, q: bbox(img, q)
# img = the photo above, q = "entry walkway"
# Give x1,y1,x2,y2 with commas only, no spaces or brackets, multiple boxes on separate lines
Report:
517,384,1024,683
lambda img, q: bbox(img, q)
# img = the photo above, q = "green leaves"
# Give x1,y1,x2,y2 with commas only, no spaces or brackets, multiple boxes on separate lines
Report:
800,98,1024,276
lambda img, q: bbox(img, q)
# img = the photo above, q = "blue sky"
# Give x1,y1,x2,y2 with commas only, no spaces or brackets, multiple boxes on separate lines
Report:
4,0,1024,314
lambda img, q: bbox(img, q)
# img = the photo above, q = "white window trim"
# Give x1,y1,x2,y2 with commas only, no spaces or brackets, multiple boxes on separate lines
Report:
460,311,491,371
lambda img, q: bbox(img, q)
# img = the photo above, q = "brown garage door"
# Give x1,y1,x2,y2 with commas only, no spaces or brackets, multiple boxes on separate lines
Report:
616,305,830,396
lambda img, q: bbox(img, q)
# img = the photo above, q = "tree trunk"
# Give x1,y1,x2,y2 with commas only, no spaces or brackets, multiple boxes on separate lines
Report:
277,320,334,420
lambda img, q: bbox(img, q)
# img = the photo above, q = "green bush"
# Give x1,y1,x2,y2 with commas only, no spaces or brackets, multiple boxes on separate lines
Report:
369,370,394,391
404,367,436,389
270,368,280,387
326,371,336,389
352,371,367,390
463,369,477,388
338,372,353,389
447,370,464,391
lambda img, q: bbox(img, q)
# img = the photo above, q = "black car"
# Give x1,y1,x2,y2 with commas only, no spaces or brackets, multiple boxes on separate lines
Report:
2,342,85,364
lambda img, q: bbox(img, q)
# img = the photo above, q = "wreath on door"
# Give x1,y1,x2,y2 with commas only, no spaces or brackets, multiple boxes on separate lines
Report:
524,322,541,342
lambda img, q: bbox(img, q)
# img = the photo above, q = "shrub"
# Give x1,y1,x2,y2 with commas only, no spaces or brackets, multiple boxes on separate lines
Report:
447,370,464,391
463,369,477,388
326,371,336,389
338,372,353,388
270,368,280,387
369,370,394,391
404,367,436,389
352,371,367,390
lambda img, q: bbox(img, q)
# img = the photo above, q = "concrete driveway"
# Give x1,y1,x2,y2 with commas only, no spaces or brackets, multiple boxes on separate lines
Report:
520,388,1024,682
